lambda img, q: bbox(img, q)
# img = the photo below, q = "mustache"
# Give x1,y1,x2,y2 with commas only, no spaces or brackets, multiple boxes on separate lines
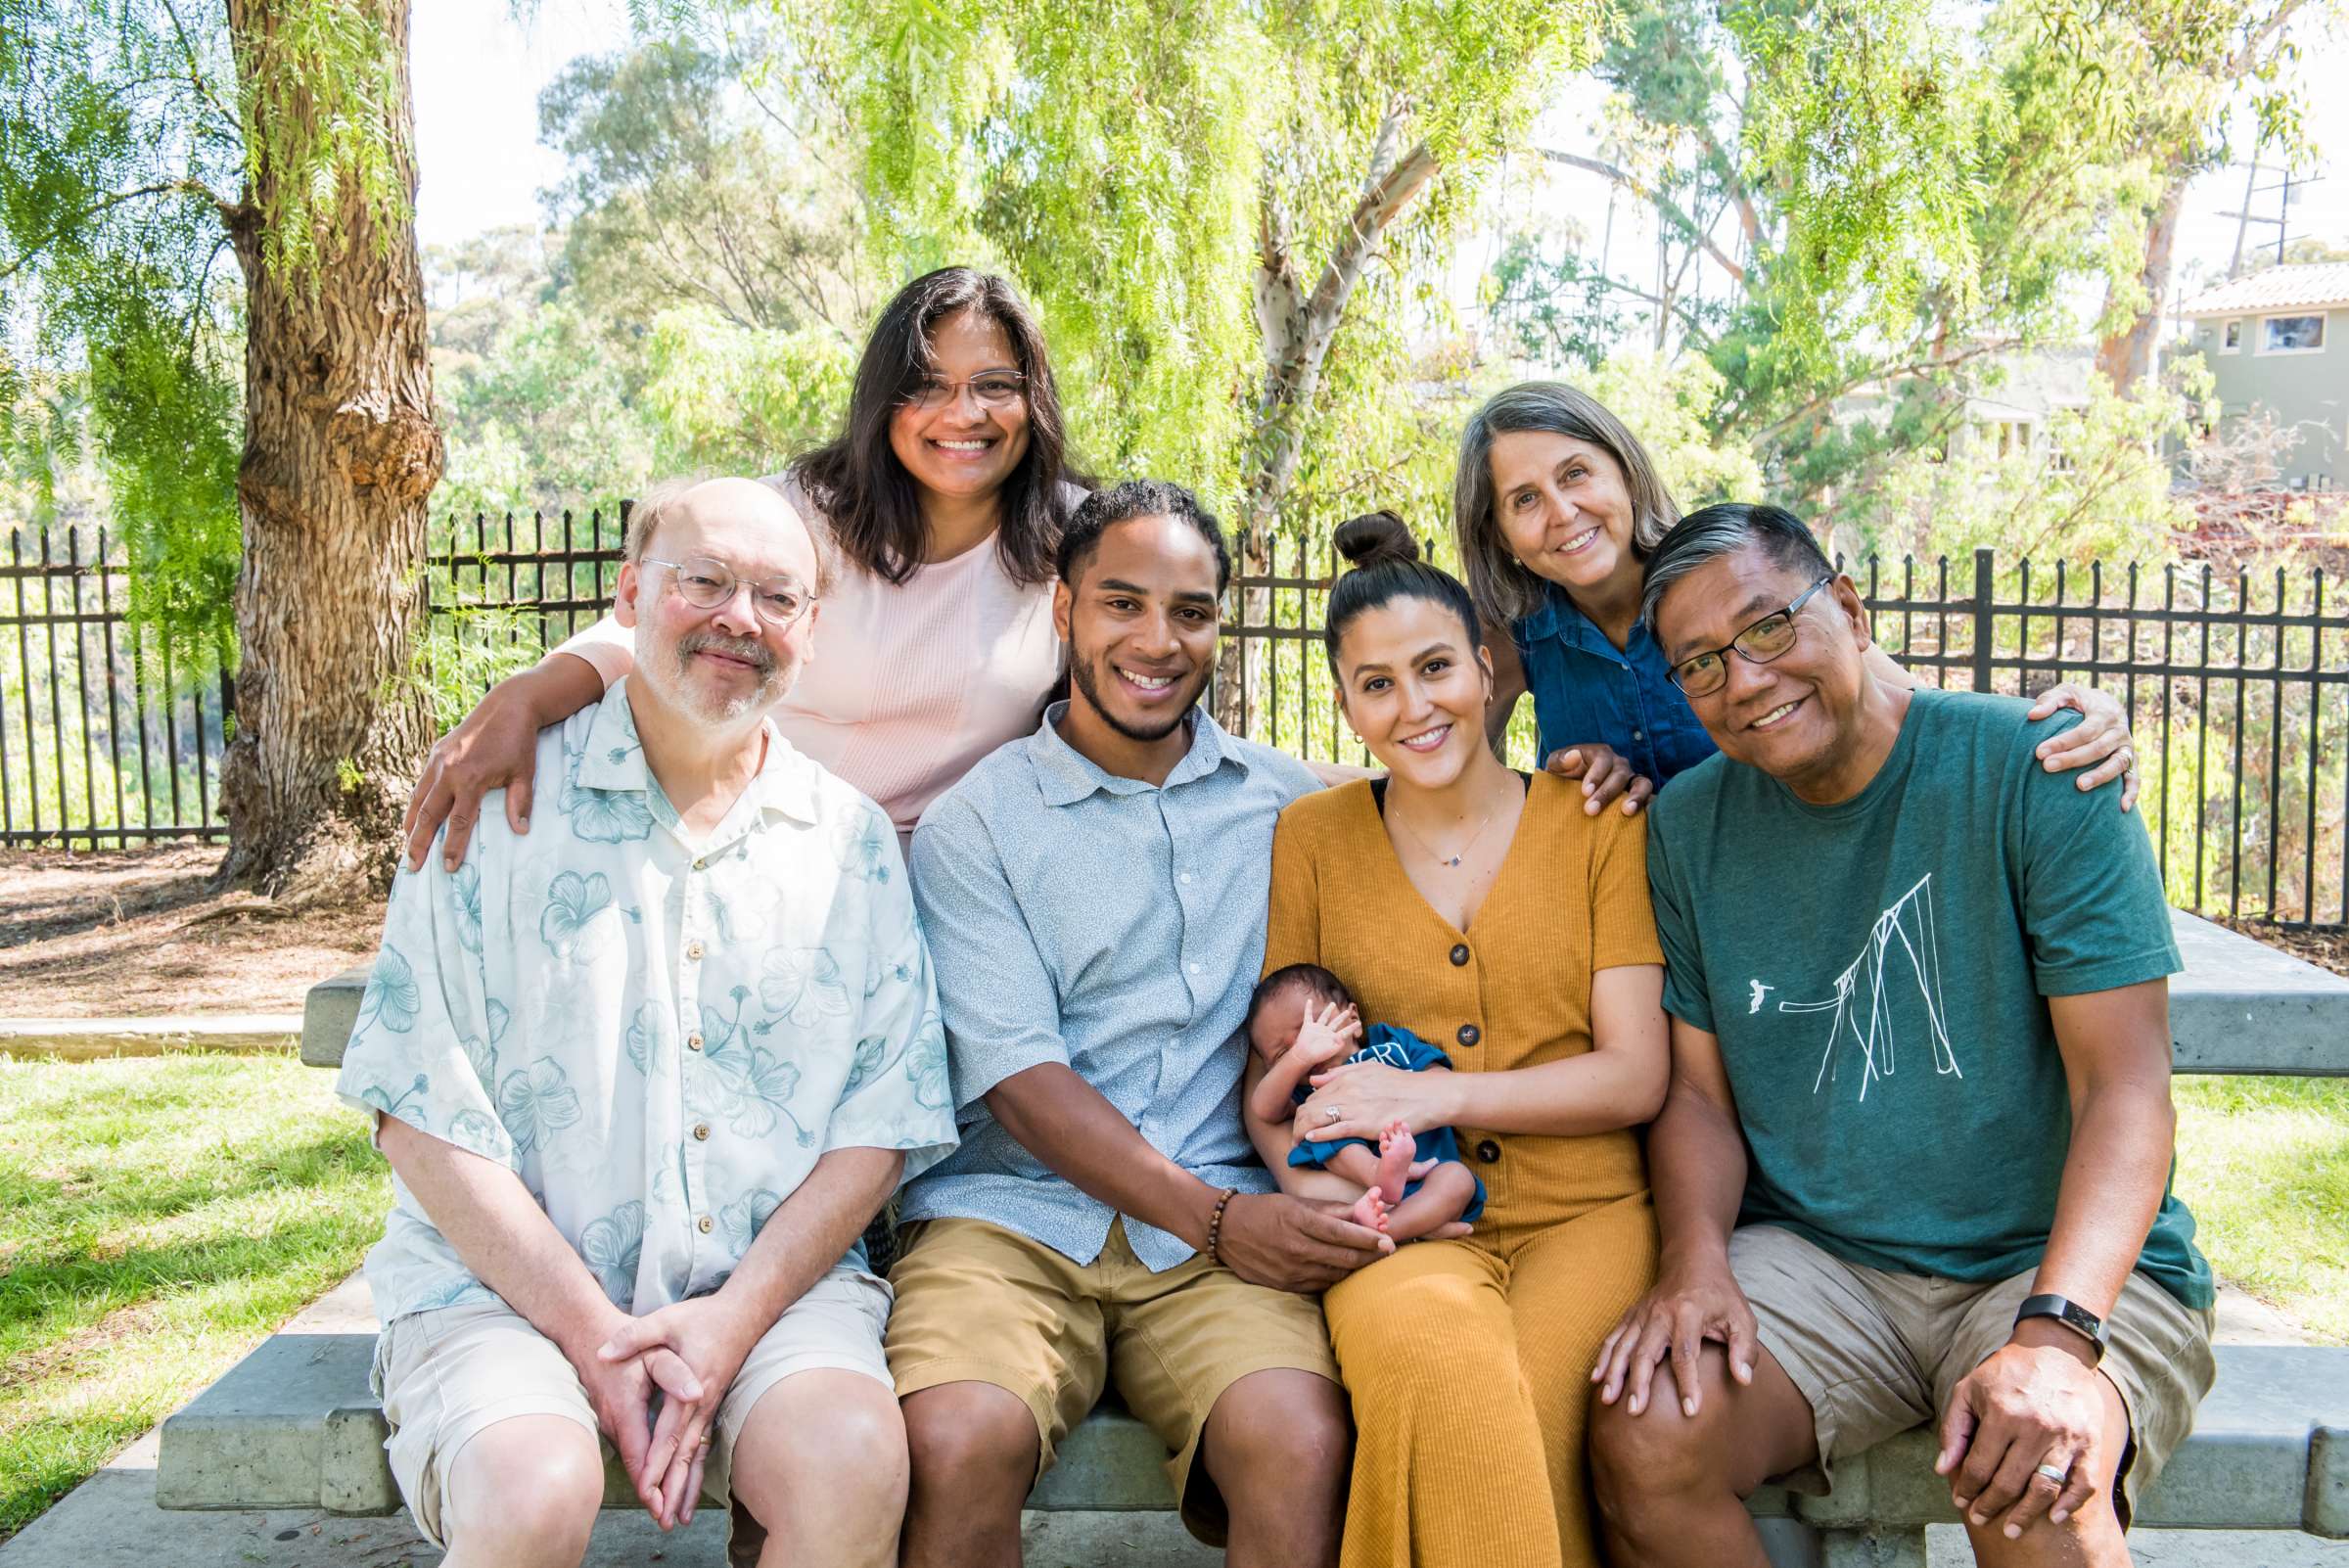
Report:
678,629,776,674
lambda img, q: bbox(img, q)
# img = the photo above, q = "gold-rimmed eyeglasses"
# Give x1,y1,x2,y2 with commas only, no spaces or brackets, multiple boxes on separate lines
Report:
1665,576,1834,698
641,557,817,628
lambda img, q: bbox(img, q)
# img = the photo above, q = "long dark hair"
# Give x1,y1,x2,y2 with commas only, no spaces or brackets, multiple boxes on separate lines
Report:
792,267,1080,587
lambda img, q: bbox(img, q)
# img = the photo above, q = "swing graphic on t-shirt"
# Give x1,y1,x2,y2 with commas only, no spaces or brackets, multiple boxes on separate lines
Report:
1751,872,1959,1103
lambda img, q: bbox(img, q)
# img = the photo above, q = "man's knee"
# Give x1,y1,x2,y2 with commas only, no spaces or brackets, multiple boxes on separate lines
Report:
443,1416,605,1549
1589,1372,1737,1518
1208,1369,1350,1489
901,1380,1039,1498
735,1374,908,1527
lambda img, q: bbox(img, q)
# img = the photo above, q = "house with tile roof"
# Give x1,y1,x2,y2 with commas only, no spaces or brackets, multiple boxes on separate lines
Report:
2179,262,2349,489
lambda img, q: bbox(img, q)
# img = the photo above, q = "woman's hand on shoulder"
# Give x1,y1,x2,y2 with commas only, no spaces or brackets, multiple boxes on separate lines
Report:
403,658,589,870
1544,741,1656,816
2026,682,2140,812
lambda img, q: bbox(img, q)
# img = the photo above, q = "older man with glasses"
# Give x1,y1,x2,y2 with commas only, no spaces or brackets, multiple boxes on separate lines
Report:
1585,502,2215,1568
337,477,956,1568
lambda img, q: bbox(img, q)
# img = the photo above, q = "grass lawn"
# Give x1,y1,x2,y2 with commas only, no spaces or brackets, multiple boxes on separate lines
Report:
2174,1077,2349,1344
0,1050,386,1543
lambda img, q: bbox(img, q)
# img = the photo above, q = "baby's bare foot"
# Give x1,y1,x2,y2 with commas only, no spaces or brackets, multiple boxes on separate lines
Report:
1373,1122,1417,1206
1349,1187,1394,1250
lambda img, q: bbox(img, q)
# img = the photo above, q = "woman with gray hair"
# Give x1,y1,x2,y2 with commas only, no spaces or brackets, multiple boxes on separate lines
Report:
1451,381,2142,813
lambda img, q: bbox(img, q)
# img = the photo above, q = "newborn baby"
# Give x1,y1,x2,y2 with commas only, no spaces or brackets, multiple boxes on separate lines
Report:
1241,963,1485,1247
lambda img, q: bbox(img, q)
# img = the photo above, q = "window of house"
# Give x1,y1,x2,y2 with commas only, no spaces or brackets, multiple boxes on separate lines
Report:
2223,319,2243,351
2262,314,2326,352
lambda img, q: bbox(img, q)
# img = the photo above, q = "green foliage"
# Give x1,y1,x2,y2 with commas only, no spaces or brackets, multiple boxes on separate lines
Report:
232,0,407,284
1582,349,1765,511
0,0,422,685
537,33,869,340
1845,375,2195,564
768,0,1606,523
637,304,854,473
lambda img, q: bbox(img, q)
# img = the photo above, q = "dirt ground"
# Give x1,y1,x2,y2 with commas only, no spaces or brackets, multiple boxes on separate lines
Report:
0,847,383,1019
2216,916,2349,979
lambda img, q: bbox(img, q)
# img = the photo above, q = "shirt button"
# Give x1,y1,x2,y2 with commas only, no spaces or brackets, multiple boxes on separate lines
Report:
1633,728,1644,741
1456,1023,1480,1047
1188,962,1202,975
697,1215,714,1234
693,857,708,871
1178,872,1193,886
693,1123,711,1141
1449,944,1470,967
1476,1138,1501,1164
687,1033,704,1051
686,942,706,961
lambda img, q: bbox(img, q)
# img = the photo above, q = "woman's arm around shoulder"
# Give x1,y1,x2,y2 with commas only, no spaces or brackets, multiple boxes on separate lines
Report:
400,623,618,871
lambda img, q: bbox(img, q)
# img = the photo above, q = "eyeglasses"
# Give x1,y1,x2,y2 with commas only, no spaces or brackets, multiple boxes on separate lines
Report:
901,372,1027,412
1665,576,1835,698
641,557,817,628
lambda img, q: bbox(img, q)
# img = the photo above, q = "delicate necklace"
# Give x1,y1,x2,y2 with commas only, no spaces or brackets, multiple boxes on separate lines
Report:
1391,796,1505,870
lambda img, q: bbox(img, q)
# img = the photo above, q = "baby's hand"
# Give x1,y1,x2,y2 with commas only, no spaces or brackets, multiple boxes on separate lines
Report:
1294,1001,1361,1067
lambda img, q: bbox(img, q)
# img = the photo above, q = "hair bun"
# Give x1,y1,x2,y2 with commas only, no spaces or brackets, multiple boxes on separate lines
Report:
1333,510,1420,569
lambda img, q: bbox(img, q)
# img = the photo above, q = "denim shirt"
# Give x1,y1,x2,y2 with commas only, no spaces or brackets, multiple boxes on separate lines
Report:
1513,586,1718,789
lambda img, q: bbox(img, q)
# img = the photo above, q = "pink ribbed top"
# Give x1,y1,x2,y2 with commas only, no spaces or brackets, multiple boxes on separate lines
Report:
562,524,1062,850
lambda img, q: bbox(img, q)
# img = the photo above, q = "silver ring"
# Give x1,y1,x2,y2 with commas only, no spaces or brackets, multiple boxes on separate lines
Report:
2034,1462,2068,1485
1322,1106,1342,1125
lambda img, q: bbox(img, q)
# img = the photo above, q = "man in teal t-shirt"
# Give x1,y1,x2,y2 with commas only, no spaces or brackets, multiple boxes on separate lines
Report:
1586,504,2215,1568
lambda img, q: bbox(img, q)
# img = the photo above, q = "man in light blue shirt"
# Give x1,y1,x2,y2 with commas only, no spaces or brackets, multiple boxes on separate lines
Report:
339,479,955,1568
892,481,1390,1568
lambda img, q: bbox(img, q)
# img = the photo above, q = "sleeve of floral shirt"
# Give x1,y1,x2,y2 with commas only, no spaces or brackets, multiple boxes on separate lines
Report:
822,827,959,1184
335,836,519,1172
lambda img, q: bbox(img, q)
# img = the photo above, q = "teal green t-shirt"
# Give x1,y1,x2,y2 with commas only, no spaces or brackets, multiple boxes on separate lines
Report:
1646,688,2213,1310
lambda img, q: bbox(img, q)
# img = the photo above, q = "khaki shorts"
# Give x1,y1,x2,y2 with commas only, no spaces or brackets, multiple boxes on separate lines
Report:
373,1268,894,1548
884,1217,1340,1545
1728,1223,2216,1525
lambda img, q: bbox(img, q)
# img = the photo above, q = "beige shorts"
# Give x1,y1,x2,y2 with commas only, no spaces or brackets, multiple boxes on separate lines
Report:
373,1268,894,1547
885,1218,1340,1545
1728,1223,2216,1525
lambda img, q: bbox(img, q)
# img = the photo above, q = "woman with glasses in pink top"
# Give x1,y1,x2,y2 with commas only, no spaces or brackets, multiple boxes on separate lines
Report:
402,266,1089,869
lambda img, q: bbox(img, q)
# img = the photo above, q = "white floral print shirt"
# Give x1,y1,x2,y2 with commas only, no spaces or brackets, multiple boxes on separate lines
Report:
338,679,957,1321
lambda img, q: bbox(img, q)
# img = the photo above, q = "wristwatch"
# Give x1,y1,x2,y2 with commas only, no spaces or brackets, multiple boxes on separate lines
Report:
2014,1293,2107,1361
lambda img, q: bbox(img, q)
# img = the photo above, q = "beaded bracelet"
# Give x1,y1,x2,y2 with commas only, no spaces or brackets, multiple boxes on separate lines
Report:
1205,1186,1240,1266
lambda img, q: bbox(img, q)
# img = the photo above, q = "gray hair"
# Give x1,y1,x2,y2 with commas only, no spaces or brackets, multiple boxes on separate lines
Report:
1638,502,1836,633
1451,381,1681,630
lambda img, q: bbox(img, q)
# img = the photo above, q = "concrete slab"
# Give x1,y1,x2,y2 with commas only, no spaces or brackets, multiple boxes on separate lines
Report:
8,1427,2345,1568
300,915,2349,1078
0,1015,301,1061
2170,909,2349,1076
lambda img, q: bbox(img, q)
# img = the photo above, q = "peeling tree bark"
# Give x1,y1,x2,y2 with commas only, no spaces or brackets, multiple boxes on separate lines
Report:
1216,103,1439,730
218,0,441,898
2096,172,2185,393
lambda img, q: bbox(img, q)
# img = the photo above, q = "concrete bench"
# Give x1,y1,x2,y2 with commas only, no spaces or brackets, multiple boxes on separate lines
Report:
161,907,2349,1567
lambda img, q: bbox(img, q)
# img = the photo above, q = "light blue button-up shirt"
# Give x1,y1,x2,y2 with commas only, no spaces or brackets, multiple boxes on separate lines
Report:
900,702,1320,1270
338,681,958,1321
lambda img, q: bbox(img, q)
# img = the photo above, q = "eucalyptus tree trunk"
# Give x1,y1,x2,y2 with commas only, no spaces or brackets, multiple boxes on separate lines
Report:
1215,105,1439,734
2096,175,2184,394
217,0,441,897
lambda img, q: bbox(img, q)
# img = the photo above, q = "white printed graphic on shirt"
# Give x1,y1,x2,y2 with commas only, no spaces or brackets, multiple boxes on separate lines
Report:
1748,873,1958,1103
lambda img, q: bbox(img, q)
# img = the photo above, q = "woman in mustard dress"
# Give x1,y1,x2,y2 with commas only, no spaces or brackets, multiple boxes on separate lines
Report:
1261,511,1670,1568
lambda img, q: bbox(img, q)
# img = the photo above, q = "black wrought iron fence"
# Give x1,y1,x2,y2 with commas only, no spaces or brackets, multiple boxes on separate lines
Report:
5,518,2345,931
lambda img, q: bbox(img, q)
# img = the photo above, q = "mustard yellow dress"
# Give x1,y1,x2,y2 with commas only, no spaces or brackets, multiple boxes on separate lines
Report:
1263,772,1665,1568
